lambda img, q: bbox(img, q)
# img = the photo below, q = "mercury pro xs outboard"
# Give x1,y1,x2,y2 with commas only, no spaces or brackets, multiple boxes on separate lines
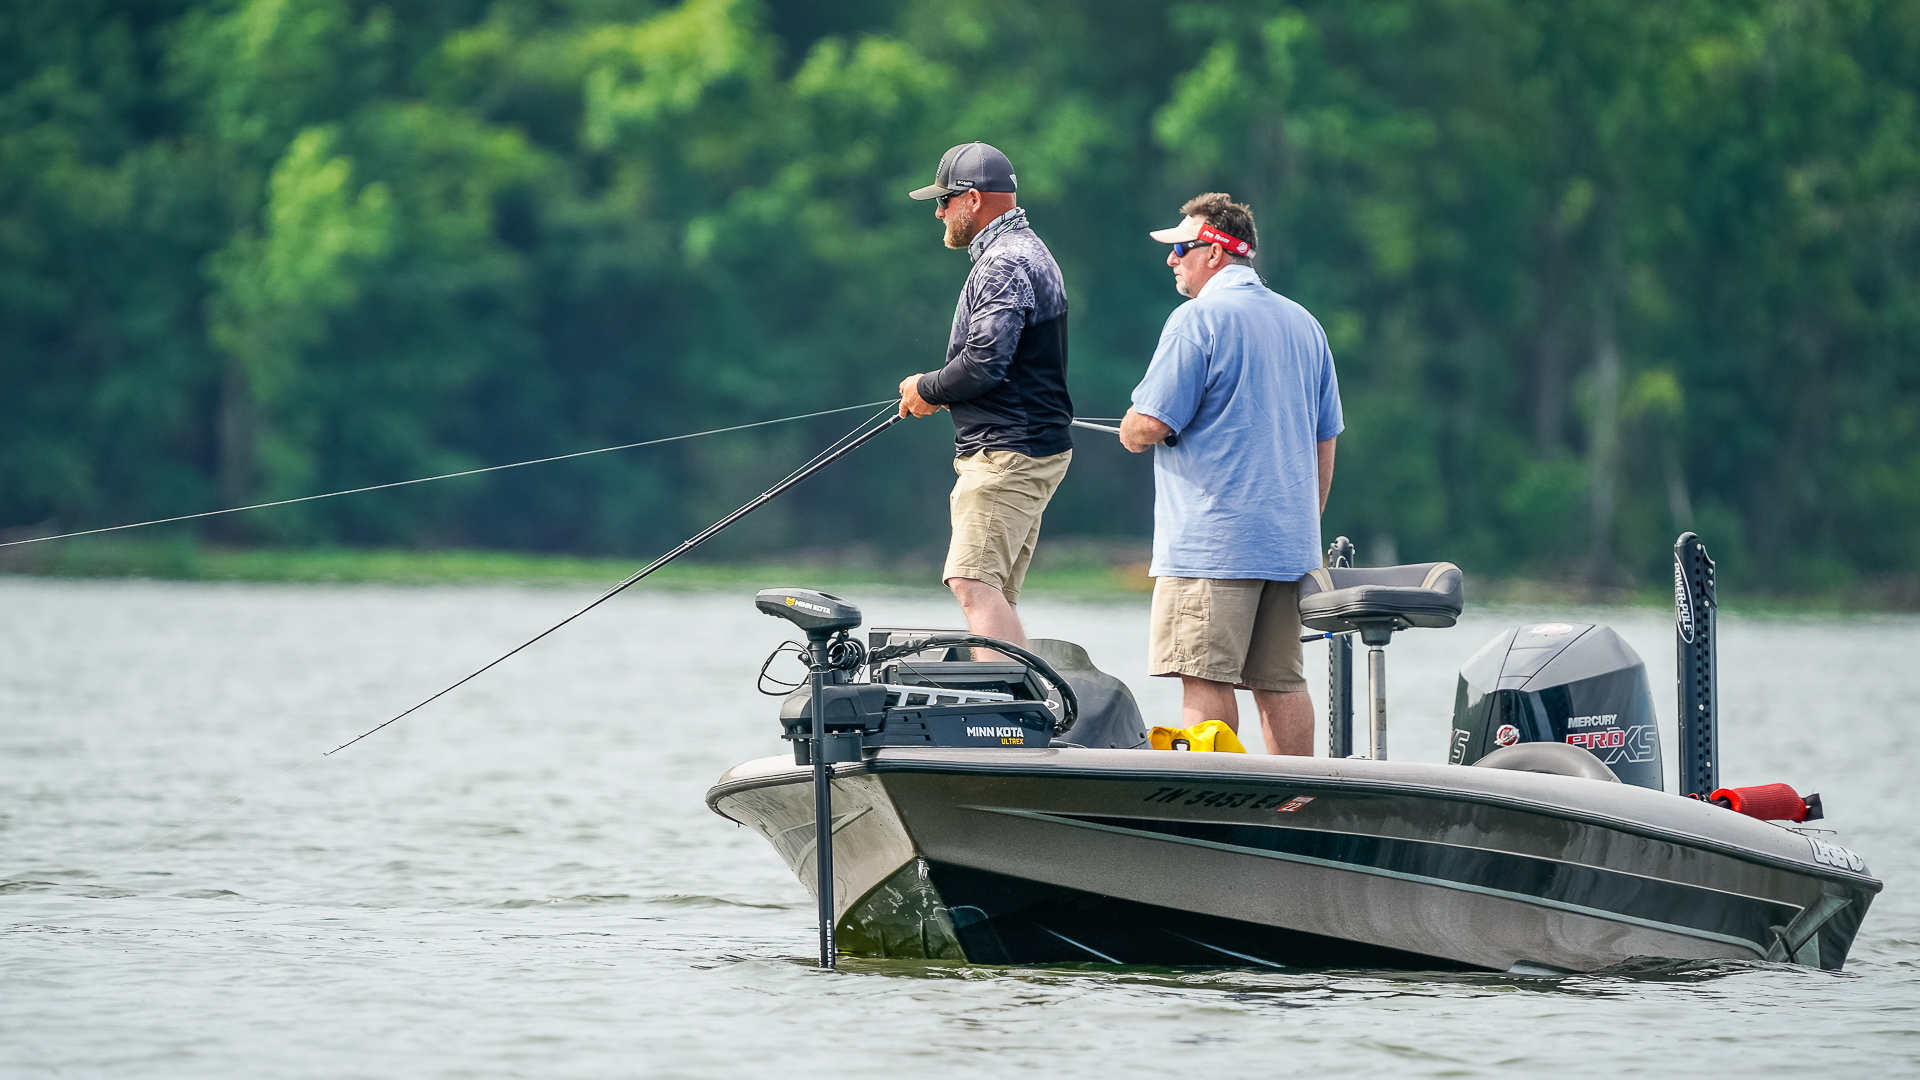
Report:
1449,622,1663,789
708,535,1880,972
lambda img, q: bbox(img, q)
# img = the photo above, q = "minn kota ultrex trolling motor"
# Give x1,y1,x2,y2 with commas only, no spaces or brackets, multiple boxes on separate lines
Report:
751,587,1082,967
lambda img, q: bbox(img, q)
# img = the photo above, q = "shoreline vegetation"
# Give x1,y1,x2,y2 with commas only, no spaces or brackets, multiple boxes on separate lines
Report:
6,2,1918,603
4,538,1914,613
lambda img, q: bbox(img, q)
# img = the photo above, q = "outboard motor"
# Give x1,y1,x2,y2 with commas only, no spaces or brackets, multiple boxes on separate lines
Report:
1450,622,1664,790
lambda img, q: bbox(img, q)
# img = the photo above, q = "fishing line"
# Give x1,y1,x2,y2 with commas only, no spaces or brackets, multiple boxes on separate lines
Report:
0,399,898,550
324,403,903,756
64,403,905,886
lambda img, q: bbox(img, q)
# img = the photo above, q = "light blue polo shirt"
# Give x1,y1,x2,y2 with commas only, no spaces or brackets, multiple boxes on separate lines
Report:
1131,264,1344,580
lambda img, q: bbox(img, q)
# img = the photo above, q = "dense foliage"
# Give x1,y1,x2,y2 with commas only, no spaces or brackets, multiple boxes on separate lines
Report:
4,0,1917,588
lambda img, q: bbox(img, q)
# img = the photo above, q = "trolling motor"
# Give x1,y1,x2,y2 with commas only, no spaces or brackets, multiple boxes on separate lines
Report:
753,587,1080,968
751,588,862,969
755,589,1080,760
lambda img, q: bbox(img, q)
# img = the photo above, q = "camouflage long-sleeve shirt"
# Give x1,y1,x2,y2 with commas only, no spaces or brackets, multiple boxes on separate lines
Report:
917,208,1074,458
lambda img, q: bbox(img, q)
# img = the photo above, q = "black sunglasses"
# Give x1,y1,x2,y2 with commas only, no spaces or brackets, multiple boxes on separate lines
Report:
1172,240,1216,258
936,189,974,210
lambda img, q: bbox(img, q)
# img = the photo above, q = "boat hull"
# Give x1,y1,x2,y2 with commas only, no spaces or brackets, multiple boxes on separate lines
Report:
708,747,1880,972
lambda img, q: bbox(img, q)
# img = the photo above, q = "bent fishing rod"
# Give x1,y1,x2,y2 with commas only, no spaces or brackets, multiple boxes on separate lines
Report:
326,405,905,756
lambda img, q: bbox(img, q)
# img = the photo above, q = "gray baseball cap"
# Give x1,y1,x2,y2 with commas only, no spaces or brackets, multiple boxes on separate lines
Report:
908,142,1018,200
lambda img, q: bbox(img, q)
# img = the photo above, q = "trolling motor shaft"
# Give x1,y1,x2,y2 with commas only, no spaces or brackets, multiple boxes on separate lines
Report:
806,629,837,969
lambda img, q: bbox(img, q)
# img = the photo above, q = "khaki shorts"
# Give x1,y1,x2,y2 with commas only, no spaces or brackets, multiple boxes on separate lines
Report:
1148,577,1307,692
944,449,1072,605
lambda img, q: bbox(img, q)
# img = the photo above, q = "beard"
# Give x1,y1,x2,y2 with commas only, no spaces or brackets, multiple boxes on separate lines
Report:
942,206,977,249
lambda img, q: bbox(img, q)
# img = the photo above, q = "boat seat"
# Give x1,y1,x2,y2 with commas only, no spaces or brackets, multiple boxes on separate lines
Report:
1299,559,1463,760
1471,742,1620,783
1297,562,1464,638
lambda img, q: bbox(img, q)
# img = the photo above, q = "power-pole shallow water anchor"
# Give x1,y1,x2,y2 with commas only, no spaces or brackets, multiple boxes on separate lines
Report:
1673,532,1718,799
1322,537,1357,757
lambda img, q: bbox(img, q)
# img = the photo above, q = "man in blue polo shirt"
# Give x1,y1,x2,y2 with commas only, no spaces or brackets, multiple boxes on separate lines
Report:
1118,192,1342,756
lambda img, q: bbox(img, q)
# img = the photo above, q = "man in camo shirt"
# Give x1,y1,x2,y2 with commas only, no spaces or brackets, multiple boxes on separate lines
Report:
897,142,1074,649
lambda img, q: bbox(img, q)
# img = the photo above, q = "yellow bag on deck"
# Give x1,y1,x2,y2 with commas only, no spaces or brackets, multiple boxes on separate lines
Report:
1148,720,1247,753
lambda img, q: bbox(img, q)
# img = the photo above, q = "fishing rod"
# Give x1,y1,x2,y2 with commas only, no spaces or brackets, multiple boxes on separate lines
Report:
0,399,898,550
326,405,905,756
1071,418,1178,448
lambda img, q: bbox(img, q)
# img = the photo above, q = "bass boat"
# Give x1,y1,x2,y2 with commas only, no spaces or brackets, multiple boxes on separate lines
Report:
707,534,1880,972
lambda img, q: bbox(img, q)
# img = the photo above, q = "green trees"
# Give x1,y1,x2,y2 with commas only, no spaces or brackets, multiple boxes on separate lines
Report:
2,0,1915,590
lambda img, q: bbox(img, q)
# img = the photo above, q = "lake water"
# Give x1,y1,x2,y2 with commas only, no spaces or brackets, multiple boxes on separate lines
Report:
3,577,1916,1077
